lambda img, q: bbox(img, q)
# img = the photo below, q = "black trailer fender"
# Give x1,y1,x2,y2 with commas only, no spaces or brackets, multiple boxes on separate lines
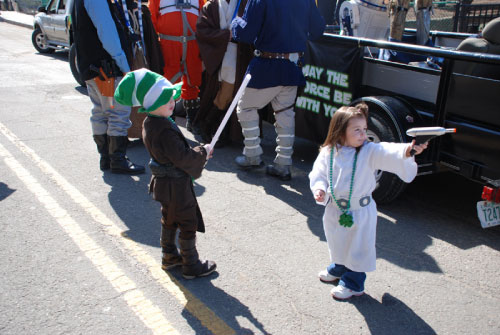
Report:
351,96,423,204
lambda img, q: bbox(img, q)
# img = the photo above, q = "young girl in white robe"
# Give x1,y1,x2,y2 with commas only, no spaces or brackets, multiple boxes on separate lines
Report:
308,103,427,300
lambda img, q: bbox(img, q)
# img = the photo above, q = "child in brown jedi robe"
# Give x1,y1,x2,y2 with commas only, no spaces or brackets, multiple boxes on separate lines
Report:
114,68,216,279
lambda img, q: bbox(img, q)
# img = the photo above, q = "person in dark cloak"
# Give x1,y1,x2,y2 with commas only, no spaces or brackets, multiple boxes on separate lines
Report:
195,0,253,146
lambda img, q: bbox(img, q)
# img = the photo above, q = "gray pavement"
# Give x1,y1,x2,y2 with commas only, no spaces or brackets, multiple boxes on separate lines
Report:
0,10,33,28
1,18,500,335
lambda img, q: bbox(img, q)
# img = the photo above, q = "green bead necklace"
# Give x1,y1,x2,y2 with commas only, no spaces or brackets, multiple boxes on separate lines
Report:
329,146,358,228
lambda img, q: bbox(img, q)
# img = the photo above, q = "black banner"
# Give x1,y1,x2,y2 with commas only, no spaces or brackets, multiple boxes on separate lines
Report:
295,36,363,143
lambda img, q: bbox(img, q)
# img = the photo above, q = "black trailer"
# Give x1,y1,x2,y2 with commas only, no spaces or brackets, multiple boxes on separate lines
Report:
294,28,500,227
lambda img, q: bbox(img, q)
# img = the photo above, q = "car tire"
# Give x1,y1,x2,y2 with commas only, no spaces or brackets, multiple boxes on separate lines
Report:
69,44,86,87
32,27,54,54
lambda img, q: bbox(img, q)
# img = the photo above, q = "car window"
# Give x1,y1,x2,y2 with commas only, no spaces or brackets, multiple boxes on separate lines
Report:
47,0,58,13
58,0,66,14
47,0,66,13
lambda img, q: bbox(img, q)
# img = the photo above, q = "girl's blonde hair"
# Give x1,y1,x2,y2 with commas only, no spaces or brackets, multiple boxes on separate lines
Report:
321,103,369,149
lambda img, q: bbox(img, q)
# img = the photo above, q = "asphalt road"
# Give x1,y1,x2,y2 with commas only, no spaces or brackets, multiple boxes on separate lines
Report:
1,21,499,335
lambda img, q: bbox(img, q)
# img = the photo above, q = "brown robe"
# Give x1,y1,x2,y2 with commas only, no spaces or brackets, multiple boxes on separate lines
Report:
195,0,253,143
142,116,207,233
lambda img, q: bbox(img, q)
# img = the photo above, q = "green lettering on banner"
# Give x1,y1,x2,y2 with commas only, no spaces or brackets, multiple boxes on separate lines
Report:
302,65,324,80
299,64,355,118
326,70,349,88
296,96,320,114
304,81,331,100
333,90,352,105
323,103,337,118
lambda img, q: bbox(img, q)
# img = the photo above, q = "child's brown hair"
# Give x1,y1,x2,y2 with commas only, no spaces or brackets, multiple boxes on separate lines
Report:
321,103,369,149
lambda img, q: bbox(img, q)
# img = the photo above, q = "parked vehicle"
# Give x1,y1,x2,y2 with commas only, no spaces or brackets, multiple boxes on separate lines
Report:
293,15,500,226
32,0,71,53
32,0,84,86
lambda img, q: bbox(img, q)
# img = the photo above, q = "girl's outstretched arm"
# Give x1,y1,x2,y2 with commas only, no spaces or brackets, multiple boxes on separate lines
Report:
405,140,428,157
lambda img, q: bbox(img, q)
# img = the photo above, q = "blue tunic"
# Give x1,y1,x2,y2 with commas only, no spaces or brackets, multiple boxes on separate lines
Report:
232,0,325,88
84,0,131,73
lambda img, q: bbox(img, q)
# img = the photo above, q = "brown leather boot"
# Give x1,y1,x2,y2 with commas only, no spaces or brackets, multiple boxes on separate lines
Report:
179,238,216,279
161,226,182,271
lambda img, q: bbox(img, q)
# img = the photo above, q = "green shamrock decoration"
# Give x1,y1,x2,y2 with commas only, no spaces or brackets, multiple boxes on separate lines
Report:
339,212,354,227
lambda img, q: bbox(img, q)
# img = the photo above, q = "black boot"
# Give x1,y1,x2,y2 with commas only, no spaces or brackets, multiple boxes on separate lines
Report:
93,134,110,171
215,118,231,148
161,226,182,270
183,98,201,135
200,108,227,146
179,238,216,279
108,136,145,175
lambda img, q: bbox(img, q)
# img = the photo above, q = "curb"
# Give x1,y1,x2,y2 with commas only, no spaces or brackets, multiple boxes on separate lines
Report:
0,14,33,29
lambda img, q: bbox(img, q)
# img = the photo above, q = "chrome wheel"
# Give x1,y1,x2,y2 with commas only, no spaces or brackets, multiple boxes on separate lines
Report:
32,28,54,54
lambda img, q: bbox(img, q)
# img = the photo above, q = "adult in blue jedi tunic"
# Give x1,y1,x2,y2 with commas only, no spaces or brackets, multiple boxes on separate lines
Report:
231,0,325,180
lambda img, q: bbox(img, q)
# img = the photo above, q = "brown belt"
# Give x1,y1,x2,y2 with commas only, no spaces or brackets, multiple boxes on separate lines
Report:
255,50,304,60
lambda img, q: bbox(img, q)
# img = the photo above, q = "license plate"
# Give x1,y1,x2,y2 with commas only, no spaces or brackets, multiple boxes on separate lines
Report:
477,201,500,228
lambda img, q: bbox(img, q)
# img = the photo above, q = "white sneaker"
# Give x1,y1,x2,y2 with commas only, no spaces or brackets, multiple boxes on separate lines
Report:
331,285,364,300
318,269,340,282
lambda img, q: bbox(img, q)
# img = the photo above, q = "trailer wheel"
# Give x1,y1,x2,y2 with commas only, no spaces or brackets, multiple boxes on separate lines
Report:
355,97,413,204
69,44,86,87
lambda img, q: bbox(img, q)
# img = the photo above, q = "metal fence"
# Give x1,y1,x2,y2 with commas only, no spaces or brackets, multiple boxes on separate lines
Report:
453,3,500,32
406,1,461,32
396,1,499,33
318,0,500,33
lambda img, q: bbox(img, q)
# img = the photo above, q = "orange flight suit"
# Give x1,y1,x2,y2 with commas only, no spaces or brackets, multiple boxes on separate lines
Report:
149,0,204,100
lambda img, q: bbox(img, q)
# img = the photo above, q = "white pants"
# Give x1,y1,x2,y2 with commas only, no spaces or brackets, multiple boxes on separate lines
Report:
236,86,297,166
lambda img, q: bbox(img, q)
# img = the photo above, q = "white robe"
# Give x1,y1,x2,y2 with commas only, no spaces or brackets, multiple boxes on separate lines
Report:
309,142,417,272
218,0,238,84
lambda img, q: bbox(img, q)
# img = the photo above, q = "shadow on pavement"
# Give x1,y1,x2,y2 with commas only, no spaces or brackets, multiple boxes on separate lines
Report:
101,140,208,248
201,120,327,242
101,143,160,248
0,182,16,201
169,272,271,335
376,171,500,273
202,120,500,275
33,49,68,62
100,116,499,277
74,85,88,95
349,293,436,335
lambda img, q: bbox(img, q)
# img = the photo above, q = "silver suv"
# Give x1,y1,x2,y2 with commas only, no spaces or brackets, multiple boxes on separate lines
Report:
32,0,83,86
32,0,72,53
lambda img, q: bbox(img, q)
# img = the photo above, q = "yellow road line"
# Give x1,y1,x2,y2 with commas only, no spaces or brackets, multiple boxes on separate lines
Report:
0,141,180,335
0,122,235,335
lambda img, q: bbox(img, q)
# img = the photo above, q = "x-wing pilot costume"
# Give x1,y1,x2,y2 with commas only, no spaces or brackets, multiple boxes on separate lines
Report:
231,0,325,180
149,0,205,133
